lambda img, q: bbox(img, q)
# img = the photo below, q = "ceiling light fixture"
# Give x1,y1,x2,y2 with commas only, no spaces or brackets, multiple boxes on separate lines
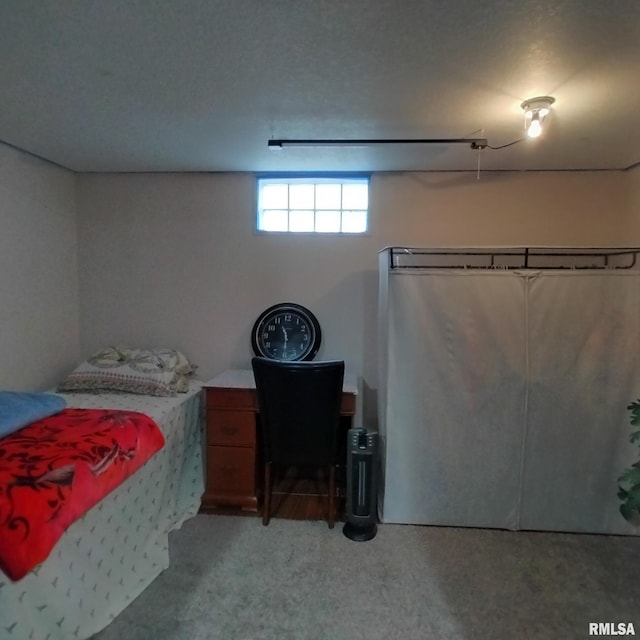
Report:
521,96,555,138
267,137,488,150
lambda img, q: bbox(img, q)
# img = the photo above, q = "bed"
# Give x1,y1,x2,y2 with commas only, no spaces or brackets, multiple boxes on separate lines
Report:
0,348,205,640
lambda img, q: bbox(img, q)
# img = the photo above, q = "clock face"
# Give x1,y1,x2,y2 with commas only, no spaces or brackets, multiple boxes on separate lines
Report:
251,303,321,361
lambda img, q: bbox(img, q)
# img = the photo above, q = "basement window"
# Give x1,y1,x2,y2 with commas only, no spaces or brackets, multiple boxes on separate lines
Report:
257,176,369,234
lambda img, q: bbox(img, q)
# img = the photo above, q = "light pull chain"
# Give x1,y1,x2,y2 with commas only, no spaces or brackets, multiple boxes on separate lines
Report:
476,128,484,180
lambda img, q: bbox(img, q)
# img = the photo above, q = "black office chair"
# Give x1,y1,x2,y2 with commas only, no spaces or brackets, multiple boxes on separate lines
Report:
251,356,345,528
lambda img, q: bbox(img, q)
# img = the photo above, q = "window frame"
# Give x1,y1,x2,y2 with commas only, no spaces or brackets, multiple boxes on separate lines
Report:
255,173,371,236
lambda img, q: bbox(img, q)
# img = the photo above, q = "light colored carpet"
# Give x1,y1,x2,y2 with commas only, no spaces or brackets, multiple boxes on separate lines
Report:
92,514,640,640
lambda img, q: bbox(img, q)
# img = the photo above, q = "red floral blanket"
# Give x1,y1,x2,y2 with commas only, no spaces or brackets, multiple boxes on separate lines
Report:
0,408,165,580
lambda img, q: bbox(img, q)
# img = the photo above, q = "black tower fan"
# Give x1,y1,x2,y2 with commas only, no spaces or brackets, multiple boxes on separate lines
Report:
343,427,378,541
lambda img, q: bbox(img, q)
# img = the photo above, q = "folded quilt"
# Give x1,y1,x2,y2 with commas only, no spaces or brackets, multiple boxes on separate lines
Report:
0,408,165,580
0,391,66,438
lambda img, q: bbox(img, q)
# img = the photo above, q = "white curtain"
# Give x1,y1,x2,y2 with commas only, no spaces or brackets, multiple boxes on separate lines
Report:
379,267,640,535
520,273,640,533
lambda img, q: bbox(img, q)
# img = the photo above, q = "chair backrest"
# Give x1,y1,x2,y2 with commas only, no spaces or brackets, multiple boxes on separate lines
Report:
251,357,345,467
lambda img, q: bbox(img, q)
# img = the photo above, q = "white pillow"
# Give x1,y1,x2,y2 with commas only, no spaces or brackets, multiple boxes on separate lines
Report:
58,346,196,397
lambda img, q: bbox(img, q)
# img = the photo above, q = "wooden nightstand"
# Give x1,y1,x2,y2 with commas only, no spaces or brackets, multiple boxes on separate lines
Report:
202,372,260,511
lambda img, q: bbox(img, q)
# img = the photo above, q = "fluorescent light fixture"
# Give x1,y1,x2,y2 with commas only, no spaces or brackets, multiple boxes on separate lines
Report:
521,96,555,138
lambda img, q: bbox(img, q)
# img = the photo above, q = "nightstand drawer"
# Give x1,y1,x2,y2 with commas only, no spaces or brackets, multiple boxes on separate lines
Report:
207,446,255,495
208,410,256,446
206,388,257,411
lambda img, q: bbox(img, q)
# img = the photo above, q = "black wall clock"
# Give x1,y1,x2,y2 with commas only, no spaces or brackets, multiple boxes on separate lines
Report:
251,302,321,361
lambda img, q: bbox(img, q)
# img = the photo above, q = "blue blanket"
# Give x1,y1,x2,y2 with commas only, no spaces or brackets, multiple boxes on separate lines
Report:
0,391,67,439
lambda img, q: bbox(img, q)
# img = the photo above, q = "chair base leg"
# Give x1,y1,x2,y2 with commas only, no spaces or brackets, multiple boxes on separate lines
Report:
261,464,338,528
328,465,335,529
263,462,271,526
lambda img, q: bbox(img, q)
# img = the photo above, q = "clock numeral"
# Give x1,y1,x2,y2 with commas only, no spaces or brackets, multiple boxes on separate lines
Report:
284,314,292,322
267,324,276,331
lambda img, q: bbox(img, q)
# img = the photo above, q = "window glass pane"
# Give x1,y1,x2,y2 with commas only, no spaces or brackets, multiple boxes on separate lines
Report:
315,184,341,209
315,210,341,233
260,209,288,231
289,209,315,232
257,177,368,234
341,210,368,233
342,183,368,209
262,183,288,209
289,184,315,209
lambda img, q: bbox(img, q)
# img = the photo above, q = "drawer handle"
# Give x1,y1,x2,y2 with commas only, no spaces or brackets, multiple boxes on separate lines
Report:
220,425,238,436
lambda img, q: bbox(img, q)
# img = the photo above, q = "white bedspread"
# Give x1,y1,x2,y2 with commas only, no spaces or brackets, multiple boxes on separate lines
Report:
0,381,204,640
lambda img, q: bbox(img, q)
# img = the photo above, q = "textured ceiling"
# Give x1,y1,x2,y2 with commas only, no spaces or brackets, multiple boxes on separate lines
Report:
1,0,639,173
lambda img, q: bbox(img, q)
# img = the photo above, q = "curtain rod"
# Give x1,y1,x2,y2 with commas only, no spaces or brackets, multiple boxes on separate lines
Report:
268,138,488,150
387,247,640,270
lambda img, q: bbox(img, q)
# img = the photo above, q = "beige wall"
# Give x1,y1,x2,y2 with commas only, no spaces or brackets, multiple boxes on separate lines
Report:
374,171,633,246
627,165,640,226
76,169,637,424
0,155,634,406
0,144,80,390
